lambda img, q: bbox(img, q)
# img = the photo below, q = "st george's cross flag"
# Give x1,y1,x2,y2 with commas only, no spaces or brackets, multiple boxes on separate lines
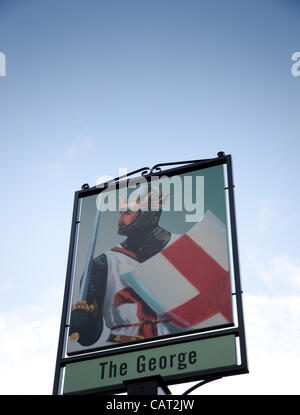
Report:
120,210,233,330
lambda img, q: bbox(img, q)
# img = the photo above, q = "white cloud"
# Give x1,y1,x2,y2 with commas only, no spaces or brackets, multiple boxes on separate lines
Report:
0,289,63,395
257,199,278,233
257,254,300,294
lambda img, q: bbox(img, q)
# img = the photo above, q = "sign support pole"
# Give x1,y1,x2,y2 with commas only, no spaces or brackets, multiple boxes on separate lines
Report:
125,376,171,395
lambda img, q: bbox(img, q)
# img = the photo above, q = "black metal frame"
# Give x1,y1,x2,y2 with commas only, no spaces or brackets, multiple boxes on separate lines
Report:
53,152,248,395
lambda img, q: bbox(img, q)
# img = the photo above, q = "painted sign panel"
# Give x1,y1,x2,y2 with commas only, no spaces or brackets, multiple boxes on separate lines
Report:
67,164,233,355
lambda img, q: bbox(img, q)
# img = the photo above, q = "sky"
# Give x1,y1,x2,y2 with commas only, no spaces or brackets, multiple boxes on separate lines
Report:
0,0,300,395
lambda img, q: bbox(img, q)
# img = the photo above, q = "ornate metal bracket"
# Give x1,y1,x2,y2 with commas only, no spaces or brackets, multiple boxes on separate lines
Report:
81,166,151,191
182,375,223,395
81,151,226,190
149,151,225,174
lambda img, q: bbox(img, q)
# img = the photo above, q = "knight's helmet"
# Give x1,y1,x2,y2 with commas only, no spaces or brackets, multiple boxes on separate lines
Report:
118,183,168,237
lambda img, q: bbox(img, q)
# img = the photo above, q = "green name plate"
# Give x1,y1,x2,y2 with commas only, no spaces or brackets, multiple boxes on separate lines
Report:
63,334,236,394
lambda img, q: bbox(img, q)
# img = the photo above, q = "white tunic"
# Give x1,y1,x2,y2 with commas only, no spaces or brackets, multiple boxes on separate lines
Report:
102,234,180,344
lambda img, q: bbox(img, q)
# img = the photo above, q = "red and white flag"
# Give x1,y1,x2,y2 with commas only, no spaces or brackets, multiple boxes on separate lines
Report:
121,210,233,330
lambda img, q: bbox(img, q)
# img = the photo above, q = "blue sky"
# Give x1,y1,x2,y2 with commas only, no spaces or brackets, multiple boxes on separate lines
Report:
0,0,300,394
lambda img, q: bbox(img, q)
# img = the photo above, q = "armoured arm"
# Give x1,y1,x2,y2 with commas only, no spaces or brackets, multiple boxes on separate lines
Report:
69,253,108,346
